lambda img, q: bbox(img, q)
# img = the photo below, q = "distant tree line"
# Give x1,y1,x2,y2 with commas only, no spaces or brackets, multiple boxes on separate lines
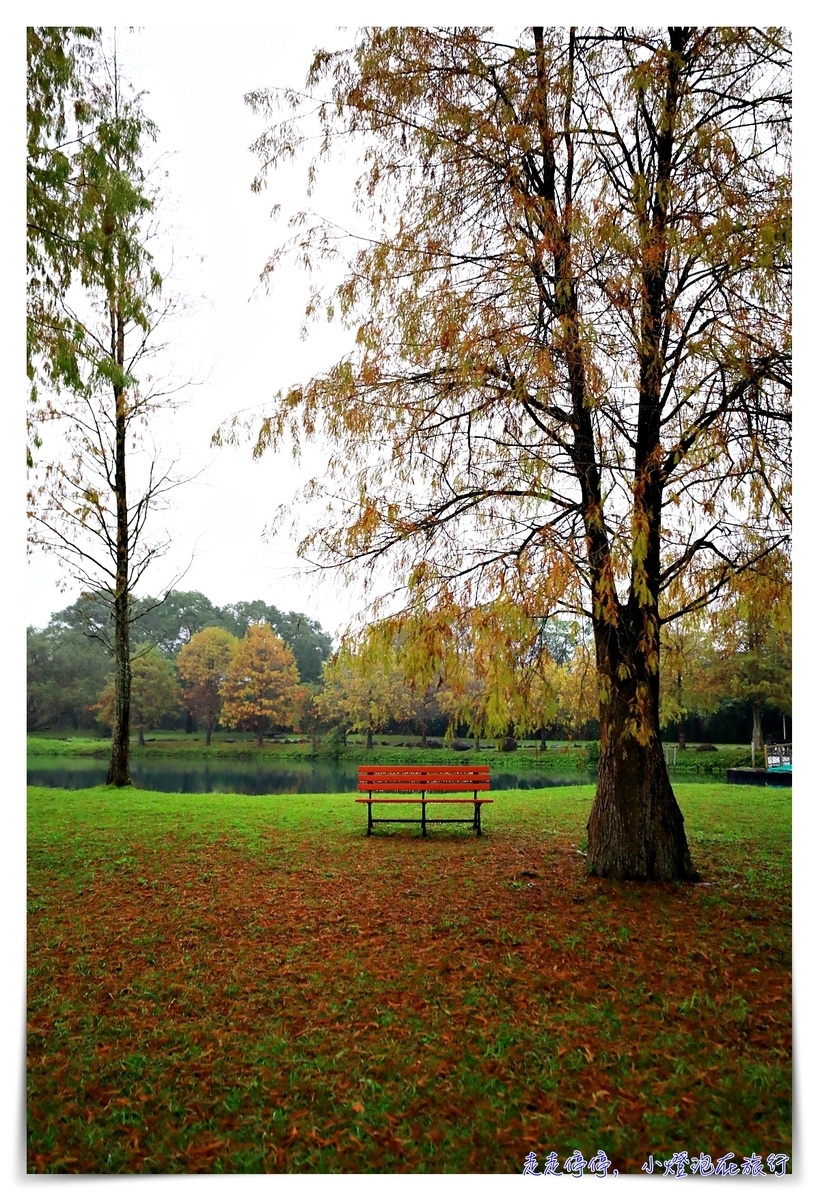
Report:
27,589,333,732
28,567,790,752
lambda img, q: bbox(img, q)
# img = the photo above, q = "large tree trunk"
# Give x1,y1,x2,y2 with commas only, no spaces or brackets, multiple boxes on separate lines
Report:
205,724,212,747
586,640,698,882
366,725,373,750
677,717,686,752
137,725,145,747
106,374,131,787
588,700,697,881
257,723,264,748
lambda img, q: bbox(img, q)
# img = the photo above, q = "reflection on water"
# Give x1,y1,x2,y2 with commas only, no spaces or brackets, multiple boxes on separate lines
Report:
28,757,598,795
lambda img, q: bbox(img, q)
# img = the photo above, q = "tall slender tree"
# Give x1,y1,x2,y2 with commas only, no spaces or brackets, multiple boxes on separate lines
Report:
28,34,180,786
235,26,791,879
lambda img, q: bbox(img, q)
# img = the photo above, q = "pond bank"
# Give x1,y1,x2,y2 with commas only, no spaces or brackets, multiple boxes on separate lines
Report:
27,734,755,776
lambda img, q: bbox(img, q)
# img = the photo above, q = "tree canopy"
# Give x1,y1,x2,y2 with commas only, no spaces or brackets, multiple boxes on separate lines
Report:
219,623,304,747
317,639,411,750
707,551,791,756
176,627,239,745
27,624,111,731
45,589,334,684
28,588,335,736
217,601,333,683
237,26,791,879
27,25,98,461
131,591,227,655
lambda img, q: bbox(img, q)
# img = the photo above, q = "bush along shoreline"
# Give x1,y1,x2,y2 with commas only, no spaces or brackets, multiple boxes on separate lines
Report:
27,734,757,774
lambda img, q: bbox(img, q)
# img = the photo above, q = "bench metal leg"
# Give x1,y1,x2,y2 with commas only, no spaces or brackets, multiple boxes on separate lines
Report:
363,795,487,837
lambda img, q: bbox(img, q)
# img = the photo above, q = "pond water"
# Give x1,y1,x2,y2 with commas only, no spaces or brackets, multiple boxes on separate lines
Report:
27,756,598,795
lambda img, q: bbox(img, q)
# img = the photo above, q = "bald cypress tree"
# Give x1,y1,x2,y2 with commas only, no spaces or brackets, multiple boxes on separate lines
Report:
236,26,791,879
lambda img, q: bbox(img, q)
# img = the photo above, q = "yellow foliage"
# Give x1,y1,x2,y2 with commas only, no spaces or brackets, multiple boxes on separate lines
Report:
177,627,239,735
219,623,302,741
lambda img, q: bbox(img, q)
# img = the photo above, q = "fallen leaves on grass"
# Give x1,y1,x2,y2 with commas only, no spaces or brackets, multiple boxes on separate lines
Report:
27,808,791,1174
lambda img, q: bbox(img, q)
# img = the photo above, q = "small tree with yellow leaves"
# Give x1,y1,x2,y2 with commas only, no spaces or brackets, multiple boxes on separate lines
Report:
317,639,409,750
177,626,239,745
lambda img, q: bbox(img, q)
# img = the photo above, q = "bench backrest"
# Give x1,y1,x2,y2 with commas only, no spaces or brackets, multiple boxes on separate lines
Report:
358,765,491,792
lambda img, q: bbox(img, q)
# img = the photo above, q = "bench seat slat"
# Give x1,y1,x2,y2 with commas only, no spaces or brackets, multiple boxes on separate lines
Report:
358,765,489,772
357,782,490,791
356,796,493,803
358,782,490,788
358,775,489,784
359,770,489,779
358,767,489,773
358,764,489,770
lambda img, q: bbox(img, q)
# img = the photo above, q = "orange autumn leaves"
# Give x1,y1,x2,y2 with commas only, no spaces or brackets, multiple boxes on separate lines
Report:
26,791,792,1173
219,624,304,747
178,623,304,747
177,628,240,746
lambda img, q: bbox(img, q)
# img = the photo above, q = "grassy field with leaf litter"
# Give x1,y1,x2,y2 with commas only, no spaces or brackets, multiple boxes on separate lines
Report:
27,782,791,1173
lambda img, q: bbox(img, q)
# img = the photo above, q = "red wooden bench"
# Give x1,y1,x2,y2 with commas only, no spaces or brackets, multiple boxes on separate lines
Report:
357,764,492,836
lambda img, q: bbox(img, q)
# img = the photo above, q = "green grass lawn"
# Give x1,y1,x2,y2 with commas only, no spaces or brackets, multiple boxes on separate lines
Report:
27,782,791,1173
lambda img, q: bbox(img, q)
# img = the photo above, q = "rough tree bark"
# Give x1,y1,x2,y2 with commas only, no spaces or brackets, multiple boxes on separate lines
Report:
587,610,698,880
